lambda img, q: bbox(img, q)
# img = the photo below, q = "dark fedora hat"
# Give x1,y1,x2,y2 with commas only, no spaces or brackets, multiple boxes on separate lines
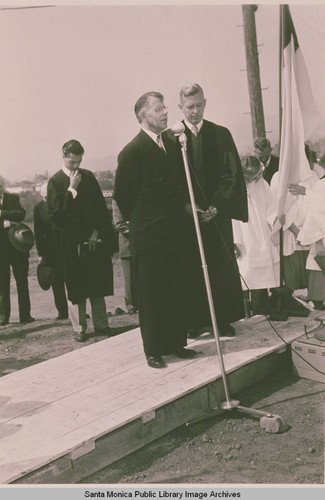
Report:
37,263,54,291
8,223,34,253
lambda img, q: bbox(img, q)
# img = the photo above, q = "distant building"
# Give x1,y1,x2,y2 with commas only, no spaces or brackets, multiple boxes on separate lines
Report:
6,186,24,194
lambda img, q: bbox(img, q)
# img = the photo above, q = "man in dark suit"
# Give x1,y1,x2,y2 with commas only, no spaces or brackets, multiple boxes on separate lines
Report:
254,137,279,185
114,91,196,368
34,182,68,320
0,176,34,325
175,83,248,338
47,140,114,341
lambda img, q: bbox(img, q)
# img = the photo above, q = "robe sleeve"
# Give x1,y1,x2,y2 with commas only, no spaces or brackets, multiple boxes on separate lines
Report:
210,127,248,222
47,175,75,229
114,146,142,221
112,198,129,234
33,204,46,257
298,179,325,246
88,171,114,255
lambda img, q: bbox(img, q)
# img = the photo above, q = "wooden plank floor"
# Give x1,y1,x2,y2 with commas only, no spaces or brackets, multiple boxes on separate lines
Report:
0,311,318,484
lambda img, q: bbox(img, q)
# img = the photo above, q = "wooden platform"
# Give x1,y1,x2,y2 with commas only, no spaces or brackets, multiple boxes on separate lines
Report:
0,312,316,484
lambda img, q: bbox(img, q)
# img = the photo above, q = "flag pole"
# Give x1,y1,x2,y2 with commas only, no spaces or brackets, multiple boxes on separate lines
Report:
279,4,284,286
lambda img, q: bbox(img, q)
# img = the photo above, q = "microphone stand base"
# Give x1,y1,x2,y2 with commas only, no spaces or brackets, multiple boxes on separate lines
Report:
186,402,289,434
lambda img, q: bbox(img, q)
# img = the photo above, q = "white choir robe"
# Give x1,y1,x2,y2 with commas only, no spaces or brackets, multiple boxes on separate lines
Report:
232,177,280,291
270,171,318,256
298,177,325,271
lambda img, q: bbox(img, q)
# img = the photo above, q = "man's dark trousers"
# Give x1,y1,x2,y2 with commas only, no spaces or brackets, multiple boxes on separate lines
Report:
0,231,31,322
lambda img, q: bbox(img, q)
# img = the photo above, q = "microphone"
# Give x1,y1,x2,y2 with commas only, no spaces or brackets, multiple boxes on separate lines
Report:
170,121,185,136
170,121,187,148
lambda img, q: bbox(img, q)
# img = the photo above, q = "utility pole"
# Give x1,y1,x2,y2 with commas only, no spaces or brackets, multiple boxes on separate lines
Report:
242,4,266,141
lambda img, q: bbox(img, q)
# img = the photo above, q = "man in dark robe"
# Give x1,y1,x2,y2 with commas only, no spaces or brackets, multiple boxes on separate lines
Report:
114,91,196,368
34,182,68,320
254,137,279,185
47,140,114,341
175,83,248,338
0,176,34,326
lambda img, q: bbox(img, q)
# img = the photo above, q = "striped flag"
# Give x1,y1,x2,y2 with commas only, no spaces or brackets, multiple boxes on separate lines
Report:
276,5,320,218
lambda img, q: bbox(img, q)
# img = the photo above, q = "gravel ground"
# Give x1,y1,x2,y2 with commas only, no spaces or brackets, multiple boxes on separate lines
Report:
81,365,324,485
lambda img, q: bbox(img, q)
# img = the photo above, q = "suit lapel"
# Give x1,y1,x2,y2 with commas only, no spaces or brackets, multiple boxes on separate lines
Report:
139,130,168,180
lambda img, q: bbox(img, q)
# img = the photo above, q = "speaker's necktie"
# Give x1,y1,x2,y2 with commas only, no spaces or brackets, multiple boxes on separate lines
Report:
157,134,166,153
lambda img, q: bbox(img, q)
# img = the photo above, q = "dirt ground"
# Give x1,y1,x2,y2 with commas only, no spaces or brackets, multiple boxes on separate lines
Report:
0,248,324,485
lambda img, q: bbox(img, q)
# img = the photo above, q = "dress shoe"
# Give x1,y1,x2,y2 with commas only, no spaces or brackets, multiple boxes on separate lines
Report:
0,319,9,326
173,347,197,359
94,327,112,337
187,328,201,339
313,300,325,310
218,324,236,338
146,355,166,368
74,332,89,342
20,316,35,324
127,307,138,315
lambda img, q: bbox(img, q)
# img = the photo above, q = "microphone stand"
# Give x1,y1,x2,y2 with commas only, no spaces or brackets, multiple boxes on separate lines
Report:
175,127,287,432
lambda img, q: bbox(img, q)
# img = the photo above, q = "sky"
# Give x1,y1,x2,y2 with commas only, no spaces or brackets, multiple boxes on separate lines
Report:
1,1,325,182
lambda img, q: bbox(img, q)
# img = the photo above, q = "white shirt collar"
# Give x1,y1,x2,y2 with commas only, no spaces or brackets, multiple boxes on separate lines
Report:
141,127,161,144
185,119,203,134
62,165,72,177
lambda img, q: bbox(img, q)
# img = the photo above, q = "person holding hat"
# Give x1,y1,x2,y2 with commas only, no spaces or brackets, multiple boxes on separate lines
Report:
34,182,68,320
47,140,114,342
0,176,35,326
254,137,279,185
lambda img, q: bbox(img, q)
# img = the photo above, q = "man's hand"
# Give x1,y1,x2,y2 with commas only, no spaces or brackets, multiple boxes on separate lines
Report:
278,214,286,226
200,205,217,223
184,203,204,219
88,228,99,252
316,240,325,256
185,203,217,223
234,244,241,258
70,170,81,190
288,183,306,196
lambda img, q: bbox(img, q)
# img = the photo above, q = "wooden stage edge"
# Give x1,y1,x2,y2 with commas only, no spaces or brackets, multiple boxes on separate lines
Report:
0,311,318,484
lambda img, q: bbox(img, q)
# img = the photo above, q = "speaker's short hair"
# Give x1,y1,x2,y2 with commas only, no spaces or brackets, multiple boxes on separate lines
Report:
62,139,84,157
180,83,204,100
134,92,164,122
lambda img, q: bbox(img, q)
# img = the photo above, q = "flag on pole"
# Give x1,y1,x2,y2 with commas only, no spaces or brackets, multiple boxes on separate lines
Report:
276,4,320,218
